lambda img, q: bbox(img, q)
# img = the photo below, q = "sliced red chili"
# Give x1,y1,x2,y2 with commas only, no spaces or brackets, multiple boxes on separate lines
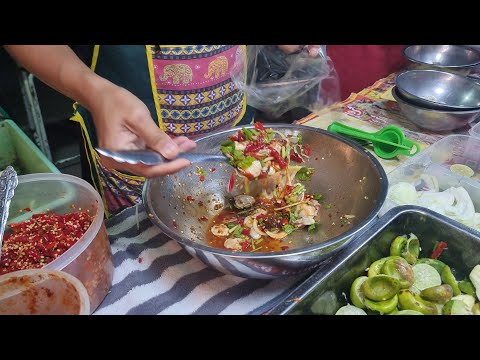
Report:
199,175,205,182
241,241,251,251
235,218,245,225
303,144,312,156
254,122,266,132
431,241,448,259
290,152,303,163
244,140,265,154
281,246,290,251
229,135,238,141
256,214,266,220
284,185,294,195
237,130,244,142
269,147,288,169
241,228,250,236
281,218,289,226
228,172,235,192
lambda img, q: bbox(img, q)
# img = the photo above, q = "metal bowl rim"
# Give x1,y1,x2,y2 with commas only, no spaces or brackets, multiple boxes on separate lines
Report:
143,124,388,259
392,85,480,114
403,45,480,68
395,70,480,110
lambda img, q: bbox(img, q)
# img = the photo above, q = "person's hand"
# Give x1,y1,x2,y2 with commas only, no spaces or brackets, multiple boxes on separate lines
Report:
277,45,322,58
89,83,197,178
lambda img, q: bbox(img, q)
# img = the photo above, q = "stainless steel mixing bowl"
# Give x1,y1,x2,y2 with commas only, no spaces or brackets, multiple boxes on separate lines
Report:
143,124,388,279
396,70,480,111
403,45,480,76
392,86,480,131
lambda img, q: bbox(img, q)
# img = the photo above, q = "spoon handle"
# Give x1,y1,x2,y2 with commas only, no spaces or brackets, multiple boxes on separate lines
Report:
0,166,18,259
96,148,226,166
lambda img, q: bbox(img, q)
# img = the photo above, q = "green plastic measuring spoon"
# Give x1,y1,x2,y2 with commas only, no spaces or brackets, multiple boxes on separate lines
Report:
327,122,421,159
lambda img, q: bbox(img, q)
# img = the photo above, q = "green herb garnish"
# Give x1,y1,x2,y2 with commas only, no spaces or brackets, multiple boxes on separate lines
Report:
313,194,323,201
296,134,303,144
324,203,332,209
226,223,236,229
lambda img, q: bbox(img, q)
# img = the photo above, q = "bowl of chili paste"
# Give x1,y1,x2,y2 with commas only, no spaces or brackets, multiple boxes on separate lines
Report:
1,173,113,312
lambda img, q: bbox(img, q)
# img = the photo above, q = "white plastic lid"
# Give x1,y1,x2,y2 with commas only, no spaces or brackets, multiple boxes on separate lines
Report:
0,269,90,315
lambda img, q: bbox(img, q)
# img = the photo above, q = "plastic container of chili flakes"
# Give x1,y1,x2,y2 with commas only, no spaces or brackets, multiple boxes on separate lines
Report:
4,173,113,313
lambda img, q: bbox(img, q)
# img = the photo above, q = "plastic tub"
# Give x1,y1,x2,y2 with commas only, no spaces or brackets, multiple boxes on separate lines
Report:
4,173,113,312
0,269,90,315
469,119,480,139
0,120,59,174
380,135,480,218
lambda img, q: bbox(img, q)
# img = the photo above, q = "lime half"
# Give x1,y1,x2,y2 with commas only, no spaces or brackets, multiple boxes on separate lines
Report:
450,164,474,178
335,304,367,315
350,276,368,309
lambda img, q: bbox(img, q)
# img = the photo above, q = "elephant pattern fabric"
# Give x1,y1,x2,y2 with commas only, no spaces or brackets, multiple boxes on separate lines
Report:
204,55,229,79
153,45,246,137
160,64,193,85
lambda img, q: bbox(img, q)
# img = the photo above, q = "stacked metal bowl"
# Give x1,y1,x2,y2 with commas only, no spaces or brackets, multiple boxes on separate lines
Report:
393,45,480,131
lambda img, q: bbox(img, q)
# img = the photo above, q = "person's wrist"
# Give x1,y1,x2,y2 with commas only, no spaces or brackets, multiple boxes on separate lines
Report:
77,72,117,113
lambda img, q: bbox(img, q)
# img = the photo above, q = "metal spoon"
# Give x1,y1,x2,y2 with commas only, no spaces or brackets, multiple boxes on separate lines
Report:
96,148,227,166
0,166,18,259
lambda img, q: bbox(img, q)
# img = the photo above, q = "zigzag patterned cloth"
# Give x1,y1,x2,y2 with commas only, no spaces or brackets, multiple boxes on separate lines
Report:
94,204,305,315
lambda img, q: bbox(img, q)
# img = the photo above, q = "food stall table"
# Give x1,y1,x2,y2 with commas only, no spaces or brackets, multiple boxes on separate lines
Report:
95,72,479,315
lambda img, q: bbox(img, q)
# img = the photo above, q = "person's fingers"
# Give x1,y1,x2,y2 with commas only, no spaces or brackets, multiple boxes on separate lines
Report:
278,45,305,54
129,114,181,159
173,136,197,152
99,155,192,178
308,46,320,57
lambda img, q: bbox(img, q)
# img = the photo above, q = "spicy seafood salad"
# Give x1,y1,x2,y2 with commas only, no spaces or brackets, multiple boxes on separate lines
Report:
208,123,325,253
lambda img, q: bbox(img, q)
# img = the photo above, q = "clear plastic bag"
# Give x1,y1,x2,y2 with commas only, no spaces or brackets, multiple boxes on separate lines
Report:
231,45,340,119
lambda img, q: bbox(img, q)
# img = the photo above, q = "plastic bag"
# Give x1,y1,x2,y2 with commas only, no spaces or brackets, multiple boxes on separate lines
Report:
231,45,340,119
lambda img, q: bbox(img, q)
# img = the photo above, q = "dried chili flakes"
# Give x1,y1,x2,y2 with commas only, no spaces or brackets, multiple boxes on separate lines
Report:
1,211,93,275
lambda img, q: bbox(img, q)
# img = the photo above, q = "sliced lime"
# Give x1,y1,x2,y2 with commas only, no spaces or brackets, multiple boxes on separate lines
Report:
412,264,442,292
350,276,368,309
389,309,424,315
335,304,367,315
443,299,473,315
450,164,474,178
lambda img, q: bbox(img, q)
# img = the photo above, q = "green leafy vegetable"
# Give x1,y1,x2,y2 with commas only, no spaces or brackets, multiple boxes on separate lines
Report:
308,223,320,233
237,156,256,170
296,134,303,144
220,139,235,155
242,127,254,140
232,226,243,238
289,212,297,224
313,194,323,201
283,224,296,234
295,167,315,181
226,223,236,229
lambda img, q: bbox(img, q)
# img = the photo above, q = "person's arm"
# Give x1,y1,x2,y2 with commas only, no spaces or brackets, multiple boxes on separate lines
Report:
3,45,196,177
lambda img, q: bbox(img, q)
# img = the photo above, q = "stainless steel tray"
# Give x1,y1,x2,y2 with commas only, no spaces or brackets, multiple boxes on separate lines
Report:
268,205,480,315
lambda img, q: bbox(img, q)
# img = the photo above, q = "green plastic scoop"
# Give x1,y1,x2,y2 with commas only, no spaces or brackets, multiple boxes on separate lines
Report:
327,122,421,159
